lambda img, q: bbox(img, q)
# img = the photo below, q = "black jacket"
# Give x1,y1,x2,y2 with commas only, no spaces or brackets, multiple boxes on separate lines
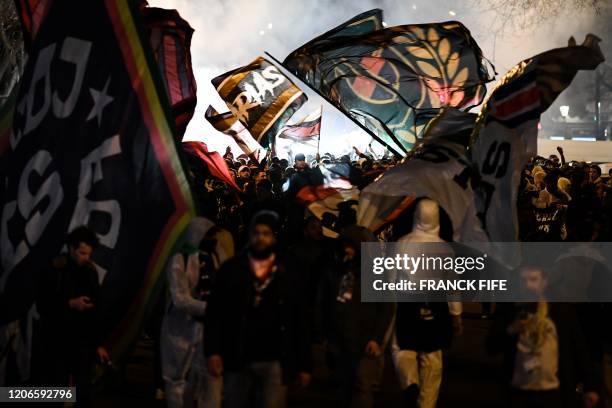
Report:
316,260,394,357
395,302,453,352
36,254,101,348
487,302,598,407
204,251,311,381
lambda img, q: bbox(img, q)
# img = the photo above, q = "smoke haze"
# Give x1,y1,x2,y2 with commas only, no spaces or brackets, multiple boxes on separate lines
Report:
147,0,607,156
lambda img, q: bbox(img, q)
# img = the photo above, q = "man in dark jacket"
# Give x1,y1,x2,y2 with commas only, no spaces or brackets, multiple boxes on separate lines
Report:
288,216,334,305
34,226,108,407
316,225,394,408
488,265,599,408
205,211,311,408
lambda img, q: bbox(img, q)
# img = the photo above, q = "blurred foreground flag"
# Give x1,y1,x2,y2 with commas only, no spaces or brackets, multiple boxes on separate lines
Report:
283,9,494,156
211,57,307,148
15,1,199,140
14,0,52,47
277,106,322,147
470,35,605,242
0,0,195,362
286,161,360,234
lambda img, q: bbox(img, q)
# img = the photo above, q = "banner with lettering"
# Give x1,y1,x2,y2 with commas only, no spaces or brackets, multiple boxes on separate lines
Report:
358,108,487,244
211,56,307,147
470,35,604,241
0,0,195,361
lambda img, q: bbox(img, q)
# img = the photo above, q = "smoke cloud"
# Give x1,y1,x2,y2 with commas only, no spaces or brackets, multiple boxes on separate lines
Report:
148,0,607,155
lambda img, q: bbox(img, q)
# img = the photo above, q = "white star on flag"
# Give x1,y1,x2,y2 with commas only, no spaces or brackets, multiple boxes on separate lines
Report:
87,77,114,126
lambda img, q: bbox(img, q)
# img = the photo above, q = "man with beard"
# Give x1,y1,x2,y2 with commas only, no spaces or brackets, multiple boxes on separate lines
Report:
34,226,109,407
205,211,311,408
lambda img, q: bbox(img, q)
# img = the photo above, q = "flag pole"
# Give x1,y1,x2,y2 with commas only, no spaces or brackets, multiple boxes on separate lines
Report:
264,51,403,157
316,106,322,160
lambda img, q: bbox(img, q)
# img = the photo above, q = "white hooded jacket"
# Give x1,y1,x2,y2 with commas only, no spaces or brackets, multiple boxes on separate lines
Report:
398,199,461,316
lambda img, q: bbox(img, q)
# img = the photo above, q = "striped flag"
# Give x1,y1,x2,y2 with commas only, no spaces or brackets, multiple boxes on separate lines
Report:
470,35,604,242
204,105,264,161
14,0,52,47
286,162,360,231
211,56,307,148
142,6,197,139
278,106,322,146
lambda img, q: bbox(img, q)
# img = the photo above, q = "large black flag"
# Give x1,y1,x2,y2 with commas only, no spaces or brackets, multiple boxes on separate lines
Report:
283,9,494,155
0,0,195,360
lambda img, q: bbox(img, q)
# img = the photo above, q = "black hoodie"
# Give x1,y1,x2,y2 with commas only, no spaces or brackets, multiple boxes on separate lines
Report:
315,225,395,356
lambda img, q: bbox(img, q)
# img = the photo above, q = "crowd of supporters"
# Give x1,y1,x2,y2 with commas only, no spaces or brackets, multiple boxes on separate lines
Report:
189,147,400,247
23,145,612,408
157,145,611,408
519,147,612,242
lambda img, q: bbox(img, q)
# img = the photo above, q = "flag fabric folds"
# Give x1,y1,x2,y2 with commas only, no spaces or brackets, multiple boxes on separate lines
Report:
470,35,605,242
277,106,322,146
286,162,360,231
204,105,265,161
0,0,195,362
283,9,494,156
142,7,197,139
0,90,16,158
14,0,53,47
358,108,488,244
211,56,307,148
16,1,198,140
182,141,241,192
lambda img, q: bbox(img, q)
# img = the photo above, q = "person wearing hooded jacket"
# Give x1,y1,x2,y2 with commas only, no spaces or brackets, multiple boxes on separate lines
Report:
161,217,230,408
315,225,395,408
392,199,463,408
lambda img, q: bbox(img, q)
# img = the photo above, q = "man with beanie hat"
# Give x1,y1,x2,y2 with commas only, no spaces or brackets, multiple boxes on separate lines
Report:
205,211,311,408
294,153,309,172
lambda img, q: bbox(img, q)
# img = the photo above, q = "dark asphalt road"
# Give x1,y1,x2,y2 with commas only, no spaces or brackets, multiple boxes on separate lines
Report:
92,305,506,407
